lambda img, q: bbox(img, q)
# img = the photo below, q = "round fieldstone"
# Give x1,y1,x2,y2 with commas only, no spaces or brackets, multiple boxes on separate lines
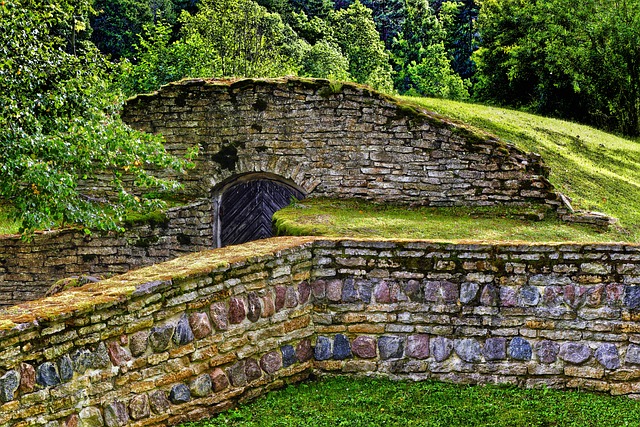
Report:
78,406,104,427
431,337,453,362
378,336,404,360
226,361,247,387
245,358,263,382
169,384,191,404
341,278,359,303
275,286,287,310
210,368,230,392
357,280,373,303
509,337,532,360
326,280,343,302
481,284,499,306
228,298,246,324
149,324,175,353
499,286,517,307
314,336,332,361
282,345,298,366
460,282,480,304
210,301,229,331
149,390,170,414
36,362,61,387
296,339,313,363
103,400,129,427
247,292,262,322
261,295,275,318
298,281,311,304
285,286,298,308
189,312,212,339
482,337,506,361
0,370,19,403
260,351,283,374
626,344,640,365
333,334,352,360
535,340,560,364
58,354,74,382
71,349,93,374
174,313,195,346
311,280,326,300
18,363,36,394
92,343,111,368
107,341,131,367
424,281,458,304
402,279,423,302
190,374,212,397
624,285,640,309
373,281,391,303
454,339,482,363
559,342,591,364
520,286,540,306
406,335,429,359
129,331,149,357
595,343,620,370
352,336,377,359
128,394,150,420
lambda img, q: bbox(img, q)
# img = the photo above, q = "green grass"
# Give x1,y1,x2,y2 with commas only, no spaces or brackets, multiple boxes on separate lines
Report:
274,198,631,243
182,376,640,427
402,96,640,240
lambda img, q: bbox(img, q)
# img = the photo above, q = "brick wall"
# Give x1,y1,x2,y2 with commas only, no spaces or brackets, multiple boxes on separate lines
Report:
3,237,640,426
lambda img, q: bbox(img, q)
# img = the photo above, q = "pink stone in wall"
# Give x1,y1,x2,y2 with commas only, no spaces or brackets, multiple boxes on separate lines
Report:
406,335,430,359
189,312,212,339
285,286,298,308
352,336,377,359
107,341,132,366
260,351,283,374
18,363,35,394
296,339,313,362
262,294,275,317
275,286,286,311
311,280,326,299
228,298,246,324
298,281,311,304
606,283,624,305
64,414,79,427
373,281,391,303
210,301,229,330
210,368,230,392
326,279,342,302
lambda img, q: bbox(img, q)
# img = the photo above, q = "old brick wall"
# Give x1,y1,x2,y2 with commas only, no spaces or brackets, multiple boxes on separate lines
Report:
0,201,213,307
3,237,640,426
121,77,559,208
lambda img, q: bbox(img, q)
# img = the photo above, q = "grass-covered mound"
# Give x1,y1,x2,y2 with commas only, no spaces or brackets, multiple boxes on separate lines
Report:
181,376,640,427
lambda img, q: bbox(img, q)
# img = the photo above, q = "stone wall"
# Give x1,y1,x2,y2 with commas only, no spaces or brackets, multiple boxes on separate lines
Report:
0,201,213,307
121,78,560,208
3,237,640,426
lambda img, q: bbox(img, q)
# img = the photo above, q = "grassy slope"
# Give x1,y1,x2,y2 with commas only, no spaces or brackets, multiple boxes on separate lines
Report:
182,376,640,427
403,97,640,238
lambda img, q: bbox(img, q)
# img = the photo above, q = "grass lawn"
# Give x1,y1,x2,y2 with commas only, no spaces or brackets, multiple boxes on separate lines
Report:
181,376,640,427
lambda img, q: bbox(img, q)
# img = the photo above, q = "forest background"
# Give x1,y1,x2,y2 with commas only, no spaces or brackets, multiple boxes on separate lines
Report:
1,0,639,232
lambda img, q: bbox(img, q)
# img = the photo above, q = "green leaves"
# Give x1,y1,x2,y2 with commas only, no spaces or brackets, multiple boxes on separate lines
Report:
0,0,192,234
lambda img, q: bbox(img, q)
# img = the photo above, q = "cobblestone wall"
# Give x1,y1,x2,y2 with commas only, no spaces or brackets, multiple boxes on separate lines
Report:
121,77,560,208
0,201,213,307
3,237,640,426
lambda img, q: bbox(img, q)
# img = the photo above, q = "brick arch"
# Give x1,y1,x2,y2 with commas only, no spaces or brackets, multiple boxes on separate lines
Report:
211,172,306,247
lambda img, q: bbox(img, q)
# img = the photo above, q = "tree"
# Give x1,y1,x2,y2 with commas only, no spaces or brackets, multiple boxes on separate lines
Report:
0,0,192,233
392,0,469,99
330,0,394,92
300,39,351,80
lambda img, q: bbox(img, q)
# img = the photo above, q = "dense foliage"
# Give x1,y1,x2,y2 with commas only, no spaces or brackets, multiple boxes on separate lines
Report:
0,0,192,233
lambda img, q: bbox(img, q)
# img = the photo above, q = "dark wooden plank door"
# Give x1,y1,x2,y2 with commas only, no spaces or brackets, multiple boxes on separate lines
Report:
219,179,305,247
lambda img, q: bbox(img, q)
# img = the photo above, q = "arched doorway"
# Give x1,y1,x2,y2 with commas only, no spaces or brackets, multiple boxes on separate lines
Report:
213,173,306,247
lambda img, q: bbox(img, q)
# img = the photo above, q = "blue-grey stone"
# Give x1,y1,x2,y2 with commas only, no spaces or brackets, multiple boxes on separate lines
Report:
58,355,73,382
36,362,60,387
173,314,194,346
509,337,532,360
190,374,212,397
595,343,620,370
357,280,373,303
559,342,591,364
71,348,94,374
226,361,247,387
402,280,423,302
378,336,404,360
454,339,482,363
314,336,332,361
626,344,640,365
482,337,506,361
0,370,19,403
535,340,560,364
169,384,191,404
460,283,480,304
624,286,640,309
92,342,110,368
149,324,175,352
333,334,352,360
520,286,540,306
104,400,128,427
341,278,359,303
281,345,298,367
431,337,453,362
